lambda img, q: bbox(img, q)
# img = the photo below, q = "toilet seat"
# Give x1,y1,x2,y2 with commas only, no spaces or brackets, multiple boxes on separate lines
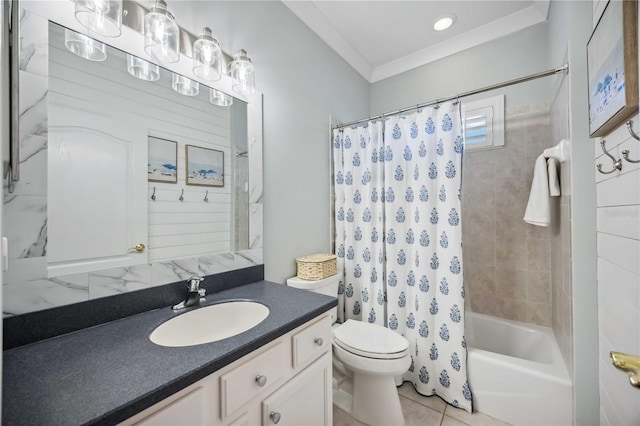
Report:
333,319,409,360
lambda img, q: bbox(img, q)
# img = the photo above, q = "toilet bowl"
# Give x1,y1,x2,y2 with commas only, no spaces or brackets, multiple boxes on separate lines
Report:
287,274,411,426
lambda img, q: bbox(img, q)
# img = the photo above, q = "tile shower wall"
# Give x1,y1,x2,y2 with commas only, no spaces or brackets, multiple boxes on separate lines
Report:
2,11,263,316
462,101,554,326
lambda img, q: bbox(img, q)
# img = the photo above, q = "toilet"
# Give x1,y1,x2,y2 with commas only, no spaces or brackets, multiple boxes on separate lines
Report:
287,274,411,426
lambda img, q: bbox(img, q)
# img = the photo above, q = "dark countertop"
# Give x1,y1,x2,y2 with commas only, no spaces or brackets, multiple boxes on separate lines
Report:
2,281,337,426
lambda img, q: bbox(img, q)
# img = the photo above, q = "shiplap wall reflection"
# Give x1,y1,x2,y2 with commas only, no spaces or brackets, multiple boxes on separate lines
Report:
2,13,263,316
49,24,236,263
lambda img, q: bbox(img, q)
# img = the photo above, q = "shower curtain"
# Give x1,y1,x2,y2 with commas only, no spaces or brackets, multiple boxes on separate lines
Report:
332,102,472,412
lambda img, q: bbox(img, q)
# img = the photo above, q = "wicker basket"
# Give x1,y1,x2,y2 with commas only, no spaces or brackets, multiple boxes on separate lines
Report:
296,254,337,280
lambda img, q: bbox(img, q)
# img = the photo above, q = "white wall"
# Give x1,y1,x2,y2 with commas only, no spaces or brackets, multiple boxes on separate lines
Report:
593,2,640,424
168,1,371,284
370,22,551,116
595,115,640,425
547,1,602,424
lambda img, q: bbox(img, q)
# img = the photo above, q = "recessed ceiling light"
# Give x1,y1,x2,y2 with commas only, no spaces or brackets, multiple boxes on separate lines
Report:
434,15,456,31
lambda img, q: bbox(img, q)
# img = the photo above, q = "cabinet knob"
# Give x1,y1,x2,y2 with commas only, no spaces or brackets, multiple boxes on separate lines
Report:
314,337,324,347
269,411,281,424
255,375,267,387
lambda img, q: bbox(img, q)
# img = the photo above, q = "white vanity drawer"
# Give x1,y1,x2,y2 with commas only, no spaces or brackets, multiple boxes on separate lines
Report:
133,387,205,425
220,341,288,419
292,315,332,369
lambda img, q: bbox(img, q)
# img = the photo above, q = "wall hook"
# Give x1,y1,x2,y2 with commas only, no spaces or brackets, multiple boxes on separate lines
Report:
203,190,209,202
622,149,640,164
151,186,156,201
596,139,623,174
179,189,184,202
626,120,640,141
622,120,640,163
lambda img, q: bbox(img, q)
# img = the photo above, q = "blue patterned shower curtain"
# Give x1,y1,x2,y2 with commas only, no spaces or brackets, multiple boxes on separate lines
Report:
332,102,472,412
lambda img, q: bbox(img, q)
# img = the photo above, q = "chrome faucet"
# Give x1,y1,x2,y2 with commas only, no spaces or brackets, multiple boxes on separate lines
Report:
172,276,206,310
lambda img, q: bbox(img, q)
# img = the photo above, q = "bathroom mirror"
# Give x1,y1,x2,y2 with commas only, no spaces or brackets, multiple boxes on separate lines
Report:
3,5,263,316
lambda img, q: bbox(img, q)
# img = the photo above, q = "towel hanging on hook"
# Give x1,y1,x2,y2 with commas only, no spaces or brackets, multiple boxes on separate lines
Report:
543,139,569,163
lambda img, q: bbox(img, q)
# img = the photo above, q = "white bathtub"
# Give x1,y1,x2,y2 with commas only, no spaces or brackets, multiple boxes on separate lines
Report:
465,312,572,426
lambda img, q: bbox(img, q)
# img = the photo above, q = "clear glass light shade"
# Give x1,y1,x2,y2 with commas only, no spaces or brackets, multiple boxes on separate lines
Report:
209,89,233,107
144,0,180,63
127,55,160,81
230,49,256,96
172,74,199,96
193,28,222,81
64,29,107,62
74,0,122,37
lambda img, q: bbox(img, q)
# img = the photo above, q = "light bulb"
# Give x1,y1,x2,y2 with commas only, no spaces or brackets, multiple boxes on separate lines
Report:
193,27,221,81
65,29,107,61
230,49,255,96
74,0,122,38
144,0,180,63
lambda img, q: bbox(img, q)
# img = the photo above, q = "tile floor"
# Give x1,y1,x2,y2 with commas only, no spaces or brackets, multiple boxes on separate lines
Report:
334,383,512,426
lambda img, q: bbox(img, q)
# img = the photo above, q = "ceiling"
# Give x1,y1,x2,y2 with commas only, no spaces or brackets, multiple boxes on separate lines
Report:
283,0,551,83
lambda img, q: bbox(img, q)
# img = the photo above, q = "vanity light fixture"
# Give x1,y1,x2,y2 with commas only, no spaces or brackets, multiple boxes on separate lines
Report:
209,89,233,107
74,0,122,38
64,29,107,62
229,49,256,96
172,73,199,96
433,14,456,31
144,0,180,63
193,27,222,81
127,54,160,81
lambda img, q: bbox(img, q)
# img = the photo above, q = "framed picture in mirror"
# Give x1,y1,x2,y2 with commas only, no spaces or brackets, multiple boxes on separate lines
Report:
148,137,178,183
186,145,224,187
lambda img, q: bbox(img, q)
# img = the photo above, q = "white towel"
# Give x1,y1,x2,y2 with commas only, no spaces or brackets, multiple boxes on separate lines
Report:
523,154,552,227
547,158,560,196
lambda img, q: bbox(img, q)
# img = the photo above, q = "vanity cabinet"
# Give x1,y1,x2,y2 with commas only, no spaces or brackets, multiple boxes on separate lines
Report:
121,313,332,426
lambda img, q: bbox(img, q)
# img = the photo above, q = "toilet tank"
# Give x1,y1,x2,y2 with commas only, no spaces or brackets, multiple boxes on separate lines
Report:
287,274,340,324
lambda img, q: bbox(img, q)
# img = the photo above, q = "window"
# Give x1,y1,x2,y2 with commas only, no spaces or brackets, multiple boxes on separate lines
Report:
461,94,504,150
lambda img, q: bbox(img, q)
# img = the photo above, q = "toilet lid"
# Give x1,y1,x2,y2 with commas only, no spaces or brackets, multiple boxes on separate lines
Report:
333,320,409,360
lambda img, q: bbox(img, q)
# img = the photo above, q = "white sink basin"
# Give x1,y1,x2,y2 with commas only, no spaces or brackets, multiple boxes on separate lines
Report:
150,301,270,347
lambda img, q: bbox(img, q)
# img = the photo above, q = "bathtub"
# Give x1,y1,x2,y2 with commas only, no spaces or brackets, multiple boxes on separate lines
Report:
465,312,572,426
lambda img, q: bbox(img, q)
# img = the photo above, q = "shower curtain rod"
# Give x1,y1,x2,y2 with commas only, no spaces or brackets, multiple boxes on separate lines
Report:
332,63,569,130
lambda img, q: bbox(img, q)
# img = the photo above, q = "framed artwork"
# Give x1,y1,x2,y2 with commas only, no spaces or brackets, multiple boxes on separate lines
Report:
185,145,224,187
148,137,178,183
587,0,638,137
